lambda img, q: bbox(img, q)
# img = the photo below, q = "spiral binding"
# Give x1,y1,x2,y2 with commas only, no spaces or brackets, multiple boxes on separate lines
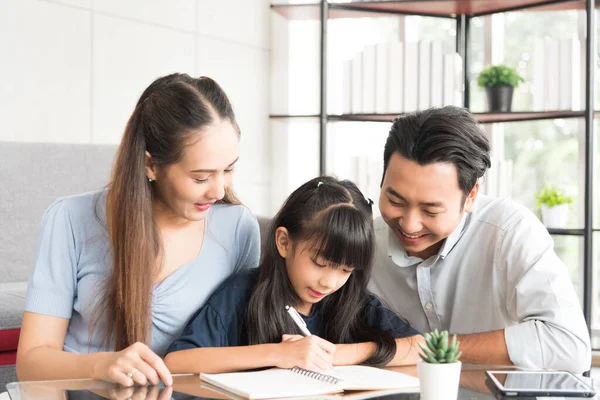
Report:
290,367,343,385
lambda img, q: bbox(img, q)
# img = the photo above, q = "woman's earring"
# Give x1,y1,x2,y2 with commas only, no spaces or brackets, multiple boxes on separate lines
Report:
147,178,153,183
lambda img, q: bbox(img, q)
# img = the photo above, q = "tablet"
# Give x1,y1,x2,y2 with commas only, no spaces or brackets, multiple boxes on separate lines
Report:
486,370,596,397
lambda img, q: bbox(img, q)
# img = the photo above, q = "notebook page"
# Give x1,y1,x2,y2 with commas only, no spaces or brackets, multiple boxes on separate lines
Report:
200,368,344,399
327,366,420,391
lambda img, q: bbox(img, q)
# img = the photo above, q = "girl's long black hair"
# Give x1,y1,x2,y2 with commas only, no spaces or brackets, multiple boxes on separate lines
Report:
245,176,398,367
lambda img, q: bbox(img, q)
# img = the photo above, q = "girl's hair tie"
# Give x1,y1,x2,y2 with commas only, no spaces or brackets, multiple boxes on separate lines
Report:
316,181,323,188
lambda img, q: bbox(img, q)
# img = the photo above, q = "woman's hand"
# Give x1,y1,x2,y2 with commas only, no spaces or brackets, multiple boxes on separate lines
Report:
275,335,335,372
92,342,173,387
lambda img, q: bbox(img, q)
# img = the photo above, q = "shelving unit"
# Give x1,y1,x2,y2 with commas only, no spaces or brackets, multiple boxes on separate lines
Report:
270,0,597,342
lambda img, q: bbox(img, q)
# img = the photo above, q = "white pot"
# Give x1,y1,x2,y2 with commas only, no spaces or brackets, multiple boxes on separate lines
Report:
541,203,569,228
417,360,462,400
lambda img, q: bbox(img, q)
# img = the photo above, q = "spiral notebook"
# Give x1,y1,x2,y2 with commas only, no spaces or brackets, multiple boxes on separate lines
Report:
199,366,420,399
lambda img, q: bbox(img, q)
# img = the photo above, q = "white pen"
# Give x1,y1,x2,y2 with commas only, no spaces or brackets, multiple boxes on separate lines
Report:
285,305,312,336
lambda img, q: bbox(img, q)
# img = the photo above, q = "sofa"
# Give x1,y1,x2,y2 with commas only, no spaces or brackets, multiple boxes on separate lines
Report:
0,141,271,391
0,142,118,389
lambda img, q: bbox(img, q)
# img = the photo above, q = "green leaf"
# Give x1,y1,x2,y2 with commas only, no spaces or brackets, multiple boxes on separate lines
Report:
535,184,574,209
450,334,458,352
426,337,438,353
436,349,445,359
440,331,448,352
477,65,524,88
419,343,437,360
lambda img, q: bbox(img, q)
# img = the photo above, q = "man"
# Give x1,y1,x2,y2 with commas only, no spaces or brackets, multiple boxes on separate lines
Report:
368,106,591,372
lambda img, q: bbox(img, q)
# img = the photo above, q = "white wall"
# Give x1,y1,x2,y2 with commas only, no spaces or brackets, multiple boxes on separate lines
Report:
0,0,272,216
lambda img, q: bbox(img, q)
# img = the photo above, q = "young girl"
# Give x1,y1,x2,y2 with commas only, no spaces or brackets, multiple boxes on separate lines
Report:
164,176,423,374
16,74,260,386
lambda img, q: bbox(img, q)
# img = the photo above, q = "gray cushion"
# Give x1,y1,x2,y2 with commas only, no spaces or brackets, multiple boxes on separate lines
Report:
0,142,117,283
256,216,271,246
0,283,27,330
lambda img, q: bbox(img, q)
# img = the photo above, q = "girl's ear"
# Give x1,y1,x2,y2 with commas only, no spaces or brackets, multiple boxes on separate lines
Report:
275,227,291,258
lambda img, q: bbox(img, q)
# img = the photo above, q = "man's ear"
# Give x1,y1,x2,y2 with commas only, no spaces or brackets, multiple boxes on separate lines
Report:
463,182,480,213
145,151,157,181
275,227,292,258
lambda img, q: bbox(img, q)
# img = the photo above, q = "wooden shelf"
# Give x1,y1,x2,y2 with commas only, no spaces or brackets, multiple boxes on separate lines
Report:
475,110,586,123
547,228,585,236
268,110,586,124
271,3,395,19
270,114,321,119
271,0,589,20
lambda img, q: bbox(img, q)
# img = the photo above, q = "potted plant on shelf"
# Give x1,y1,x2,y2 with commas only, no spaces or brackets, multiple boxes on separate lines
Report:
477,65,524,112
417,329,462,400
535,185,574,228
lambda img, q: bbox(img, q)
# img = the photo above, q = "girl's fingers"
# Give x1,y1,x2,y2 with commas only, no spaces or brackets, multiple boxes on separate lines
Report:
315,337,336,354
310,357,331,373
282,334,303,342
314,347,333,370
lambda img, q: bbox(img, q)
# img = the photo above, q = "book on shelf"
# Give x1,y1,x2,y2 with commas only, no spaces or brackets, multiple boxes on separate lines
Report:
558,37,581,111
375,42,390,114
340,41,462,114
352,52,363,114
387,41,404,114
362,44,377,114
545,37,560,111
443,52,463,107
342,59,353,115
403,41,419,113
200,365,420,400
532,38,546,112
430,40,446,108
533,36,581,112
418,40,431,110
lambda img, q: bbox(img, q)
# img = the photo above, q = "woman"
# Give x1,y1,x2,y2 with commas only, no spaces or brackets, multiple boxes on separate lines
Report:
16,73,260,386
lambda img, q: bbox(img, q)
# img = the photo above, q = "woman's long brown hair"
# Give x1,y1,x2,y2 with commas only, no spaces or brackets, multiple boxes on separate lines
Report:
98,74,240,351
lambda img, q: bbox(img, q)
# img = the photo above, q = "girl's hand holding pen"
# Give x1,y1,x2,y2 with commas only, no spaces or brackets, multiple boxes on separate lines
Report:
275,335,335,372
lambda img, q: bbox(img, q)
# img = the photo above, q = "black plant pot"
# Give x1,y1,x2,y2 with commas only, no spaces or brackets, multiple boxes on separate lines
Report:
485,85,514,112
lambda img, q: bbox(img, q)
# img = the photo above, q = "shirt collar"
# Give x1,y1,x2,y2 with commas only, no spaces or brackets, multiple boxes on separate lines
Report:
386,211,470,266
438,211,469,259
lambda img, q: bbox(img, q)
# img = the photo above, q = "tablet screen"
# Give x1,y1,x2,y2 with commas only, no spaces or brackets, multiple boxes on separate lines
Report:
489,371,592,392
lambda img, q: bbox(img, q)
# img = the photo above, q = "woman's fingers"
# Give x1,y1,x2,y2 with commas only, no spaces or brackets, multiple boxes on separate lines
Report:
108,365,133,387
128,367,148,386
136,343,173,386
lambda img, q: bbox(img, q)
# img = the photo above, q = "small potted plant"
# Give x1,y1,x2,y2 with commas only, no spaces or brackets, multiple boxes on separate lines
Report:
535,185,574,228
417,329,462,400
477,65,524,112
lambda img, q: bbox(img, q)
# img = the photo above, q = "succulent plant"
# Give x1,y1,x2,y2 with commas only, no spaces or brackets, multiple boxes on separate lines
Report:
418,329,462,364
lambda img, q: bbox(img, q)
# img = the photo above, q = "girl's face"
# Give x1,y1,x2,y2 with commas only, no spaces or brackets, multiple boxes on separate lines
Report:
276,230,354,315
147,119,239,224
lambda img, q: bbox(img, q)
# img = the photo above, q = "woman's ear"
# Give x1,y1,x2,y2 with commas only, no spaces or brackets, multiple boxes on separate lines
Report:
145,151,157,181
275,227,291,259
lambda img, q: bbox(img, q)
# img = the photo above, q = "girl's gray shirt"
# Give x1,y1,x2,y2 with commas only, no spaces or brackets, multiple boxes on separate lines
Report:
24,190,260,356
